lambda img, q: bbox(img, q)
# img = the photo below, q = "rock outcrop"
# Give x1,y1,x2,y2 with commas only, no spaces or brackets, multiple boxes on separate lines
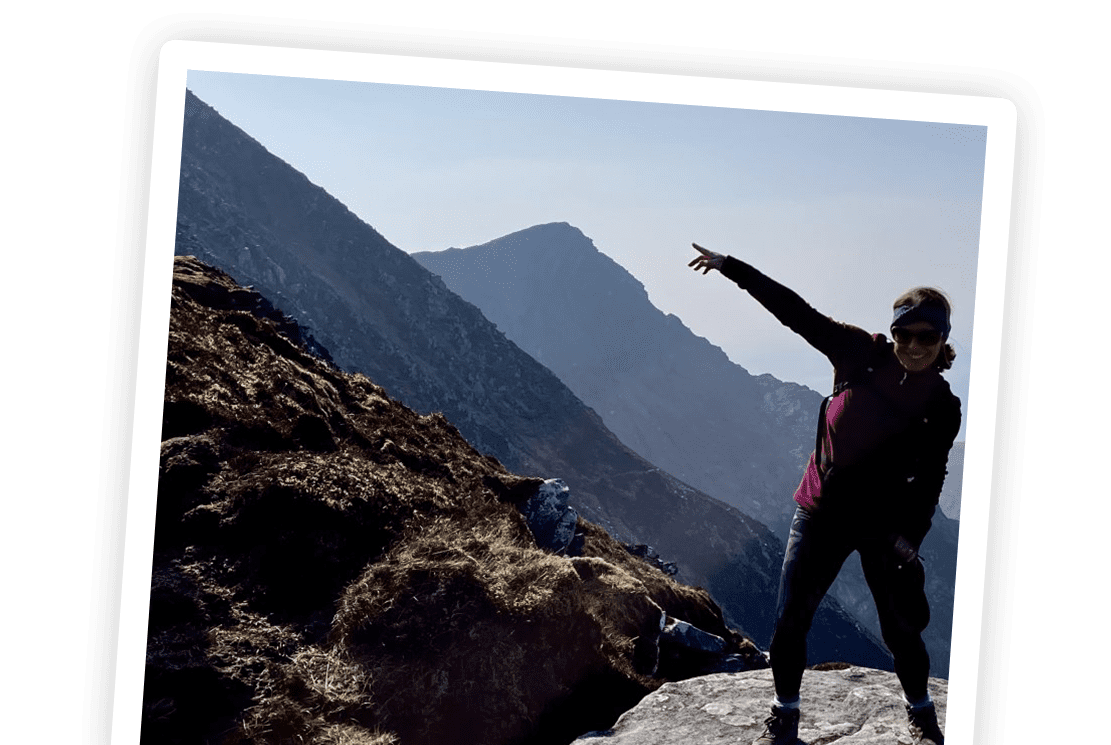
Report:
573,666,946,744
519,478,582,554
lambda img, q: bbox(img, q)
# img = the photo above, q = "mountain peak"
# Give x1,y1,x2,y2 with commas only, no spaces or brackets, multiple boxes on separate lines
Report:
417,222,647,318
449,220,598,259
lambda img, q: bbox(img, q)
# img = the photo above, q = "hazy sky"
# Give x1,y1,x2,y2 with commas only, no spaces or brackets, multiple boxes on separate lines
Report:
185,71,986,439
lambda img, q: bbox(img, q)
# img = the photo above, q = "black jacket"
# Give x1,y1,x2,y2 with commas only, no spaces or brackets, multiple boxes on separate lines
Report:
720,255,961,545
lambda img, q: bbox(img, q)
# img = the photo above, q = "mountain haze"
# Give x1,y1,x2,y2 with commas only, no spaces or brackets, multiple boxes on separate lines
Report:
173,89,888,665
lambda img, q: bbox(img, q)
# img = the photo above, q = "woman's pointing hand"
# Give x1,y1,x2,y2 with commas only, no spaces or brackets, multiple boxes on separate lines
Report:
688,243,725,274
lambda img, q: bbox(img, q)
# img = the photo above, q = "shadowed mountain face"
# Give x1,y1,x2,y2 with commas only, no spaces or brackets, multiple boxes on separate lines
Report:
172,89,891,668
414,222,961,677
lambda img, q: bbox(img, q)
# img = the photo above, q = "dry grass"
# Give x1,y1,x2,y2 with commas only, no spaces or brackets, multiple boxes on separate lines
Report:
315,724,398,745
235,645,395,745
145,257,763,745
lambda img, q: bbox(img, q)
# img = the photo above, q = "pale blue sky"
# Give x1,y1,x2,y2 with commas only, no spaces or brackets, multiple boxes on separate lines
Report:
185,71,986,438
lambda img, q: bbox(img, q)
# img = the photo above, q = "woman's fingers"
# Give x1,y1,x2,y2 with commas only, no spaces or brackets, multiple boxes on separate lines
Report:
692,243,723,261
689,243,723,273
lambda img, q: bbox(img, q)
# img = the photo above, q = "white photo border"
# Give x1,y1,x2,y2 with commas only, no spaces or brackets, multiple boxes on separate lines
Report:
115,39,1016,745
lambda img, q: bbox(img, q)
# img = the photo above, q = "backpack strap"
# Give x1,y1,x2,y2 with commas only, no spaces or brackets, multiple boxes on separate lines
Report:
815,394,833,473
815,337,884,474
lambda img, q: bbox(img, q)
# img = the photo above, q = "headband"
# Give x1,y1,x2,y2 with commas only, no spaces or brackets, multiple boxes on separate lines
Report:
891,303,951,340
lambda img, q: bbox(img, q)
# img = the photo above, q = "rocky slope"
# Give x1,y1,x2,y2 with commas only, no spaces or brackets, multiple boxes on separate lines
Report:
149,255,774,745
414,224,961,676
173,89,889,667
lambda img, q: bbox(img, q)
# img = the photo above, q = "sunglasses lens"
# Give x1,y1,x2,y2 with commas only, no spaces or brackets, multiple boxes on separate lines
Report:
893,328,941,345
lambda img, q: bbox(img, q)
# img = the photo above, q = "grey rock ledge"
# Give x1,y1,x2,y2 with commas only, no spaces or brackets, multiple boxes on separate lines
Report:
574,665,946,745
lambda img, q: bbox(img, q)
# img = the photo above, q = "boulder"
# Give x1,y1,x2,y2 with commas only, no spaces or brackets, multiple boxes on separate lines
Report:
574,665,947,744
661,617,726,655
623,544,679,576
520,478,581,554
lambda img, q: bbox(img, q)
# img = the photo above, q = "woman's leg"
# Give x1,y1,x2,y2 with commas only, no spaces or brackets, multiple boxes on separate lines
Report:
859,541,932,702
768,507,854,700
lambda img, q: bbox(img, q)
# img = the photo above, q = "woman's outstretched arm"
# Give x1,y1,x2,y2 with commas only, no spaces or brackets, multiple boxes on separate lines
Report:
689,243,866,363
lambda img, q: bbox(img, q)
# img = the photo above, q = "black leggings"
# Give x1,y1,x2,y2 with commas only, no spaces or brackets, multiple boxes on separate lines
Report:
768,506,932,702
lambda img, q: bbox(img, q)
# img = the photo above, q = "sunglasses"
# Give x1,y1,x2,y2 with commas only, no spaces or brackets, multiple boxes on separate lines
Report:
891,327,943,346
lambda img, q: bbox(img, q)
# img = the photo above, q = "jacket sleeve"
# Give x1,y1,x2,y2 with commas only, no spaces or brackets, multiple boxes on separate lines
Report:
720,255,870,366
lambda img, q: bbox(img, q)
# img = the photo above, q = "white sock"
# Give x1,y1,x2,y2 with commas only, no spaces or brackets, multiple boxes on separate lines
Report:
774,695,800,711
904,692,933,710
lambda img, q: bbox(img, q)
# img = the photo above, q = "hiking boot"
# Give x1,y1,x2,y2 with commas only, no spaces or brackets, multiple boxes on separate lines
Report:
905,701,945,744
752,705,800,745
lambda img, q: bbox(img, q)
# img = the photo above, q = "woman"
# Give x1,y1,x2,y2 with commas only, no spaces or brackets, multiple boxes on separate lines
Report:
688,244,959,745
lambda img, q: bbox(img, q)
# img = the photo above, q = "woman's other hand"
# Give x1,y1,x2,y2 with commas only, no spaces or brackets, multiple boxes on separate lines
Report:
688,243,725,274
892,535,920,566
